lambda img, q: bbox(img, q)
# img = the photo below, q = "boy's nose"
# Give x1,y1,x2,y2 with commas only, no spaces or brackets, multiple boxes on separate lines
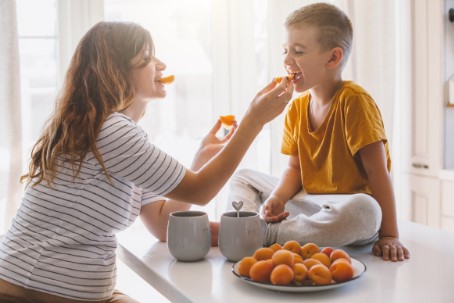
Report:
283,54,294,66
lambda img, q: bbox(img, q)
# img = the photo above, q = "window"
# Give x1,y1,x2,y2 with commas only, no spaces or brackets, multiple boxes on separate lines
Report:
17,0,58,149
104,0,273,218
1,1,275,227
0,0,58,232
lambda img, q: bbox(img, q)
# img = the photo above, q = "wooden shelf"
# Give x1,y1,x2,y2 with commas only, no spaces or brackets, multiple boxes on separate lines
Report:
448,104,454,108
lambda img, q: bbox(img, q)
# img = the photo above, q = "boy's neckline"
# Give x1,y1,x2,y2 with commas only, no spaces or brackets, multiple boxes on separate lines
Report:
308,81,344,132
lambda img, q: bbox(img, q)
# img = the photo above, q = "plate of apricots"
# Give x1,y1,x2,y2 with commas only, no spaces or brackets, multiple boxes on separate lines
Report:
232,241,366,292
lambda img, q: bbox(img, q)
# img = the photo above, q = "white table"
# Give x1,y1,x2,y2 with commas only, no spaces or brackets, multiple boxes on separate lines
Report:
116,221,454,303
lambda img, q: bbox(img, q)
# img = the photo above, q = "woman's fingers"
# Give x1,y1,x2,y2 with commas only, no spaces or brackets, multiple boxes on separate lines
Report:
256,79,278,96
208,119,222,135
257,76,292,98
220,125,236,143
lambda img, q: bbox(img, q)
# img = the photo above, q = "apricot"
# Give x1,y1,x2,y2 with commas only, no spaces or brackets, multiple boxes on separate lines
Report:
274,74,295,83
268,243,282,252
253,247,275,261
271,249,294,267
330,259,354,282
237,256,257,278
300,242,320,259
293,253,304,264
311,252,331,268
308,264,332,285
302,258,322,270
330,249,351,264
249,260,274,283
293,263,308,284
321,247,334,257
159,75,174,84
219,115,236,128
270,264,294,286
282,240,301,255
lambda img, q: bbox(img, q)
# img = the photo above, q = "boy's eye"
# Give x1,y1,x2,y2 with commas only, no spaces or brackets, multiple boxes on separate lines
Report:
283,47,304,56
291,48,304,55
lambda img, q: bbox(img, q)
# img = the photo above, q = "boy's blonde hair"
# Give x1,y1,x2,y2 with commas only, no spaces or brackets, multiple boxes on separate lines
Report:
286,3,353,67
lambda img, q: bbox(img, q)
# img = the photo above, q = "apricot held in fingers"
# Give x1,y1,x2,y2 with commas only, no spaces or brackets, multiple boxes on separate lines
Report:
219,115,236,128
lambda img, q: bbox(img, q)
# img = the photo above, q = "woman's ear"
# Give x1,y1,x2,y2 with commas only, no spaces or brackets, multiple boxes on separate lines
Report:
327,47,343,69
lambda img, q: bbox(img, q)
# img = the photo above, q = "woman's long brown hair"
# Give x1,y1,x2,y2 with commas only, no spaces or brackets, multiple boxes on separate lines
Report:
21,22,154,185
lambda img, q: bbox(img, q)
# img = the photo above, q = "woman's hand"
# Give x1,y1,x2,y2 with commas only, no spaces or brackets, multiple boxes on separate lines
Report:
261,196,289,223
190,119,237,171
372,236,410,262
243,78,294,128
166,79,292,205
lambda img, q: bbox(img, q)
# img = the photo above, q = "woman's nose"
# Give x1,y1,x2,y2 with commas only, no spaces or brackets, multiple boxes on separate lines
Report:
155,58,166,70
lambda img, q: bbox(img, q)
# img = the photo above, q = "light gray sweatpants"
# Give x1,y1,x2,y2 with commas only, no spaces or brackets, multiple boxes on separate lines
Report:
226,169,382,247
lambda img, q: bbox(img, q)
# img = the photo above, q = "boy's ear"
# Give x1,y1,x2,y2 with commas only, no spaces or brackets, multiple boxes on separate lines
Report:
327,47,343,68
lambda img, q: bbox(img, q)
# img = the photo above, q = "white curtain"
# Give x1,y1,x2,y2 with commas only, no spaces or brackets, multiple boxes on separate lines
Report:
0,0,23,232
341,0,399,150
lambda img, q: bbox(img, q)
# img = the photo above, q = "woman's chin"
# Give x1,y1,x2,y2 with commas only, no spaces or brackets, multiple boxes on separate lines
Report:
151,90,167,100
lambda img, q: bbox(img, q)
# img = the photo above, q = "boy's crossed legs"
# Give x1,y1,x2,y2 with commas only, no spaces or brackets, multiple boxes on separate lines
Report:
226,169,382,247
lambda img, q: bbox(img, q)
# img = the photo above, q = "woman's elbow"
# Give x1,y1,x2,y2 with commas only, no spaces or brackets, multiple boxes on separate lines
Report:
193,192,217,206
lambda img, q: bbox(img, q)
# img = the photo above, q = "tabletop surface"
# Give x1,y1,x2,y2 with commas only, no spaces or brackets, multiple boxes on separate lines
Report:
116,220,454,303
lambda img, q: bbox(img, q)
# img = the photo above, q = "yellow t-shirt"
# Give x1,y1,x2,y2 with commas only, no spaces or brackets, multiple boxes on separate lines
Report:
281,81,390,195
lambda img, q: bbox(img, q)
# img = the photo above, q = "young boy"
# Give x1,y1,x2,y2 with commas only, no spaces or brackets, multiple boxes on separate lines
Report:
226,3,410,262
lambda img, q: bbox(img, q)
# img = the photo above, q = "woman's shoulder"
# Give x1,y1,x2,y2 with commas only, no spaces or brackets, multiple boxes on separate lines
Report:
101,112,140,131
104,112,135,126
98,112,146,141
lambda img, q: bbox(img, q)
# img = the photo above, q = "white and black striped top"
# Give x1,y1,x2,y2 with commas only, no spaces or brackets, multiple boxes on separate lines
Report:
0,113,186,300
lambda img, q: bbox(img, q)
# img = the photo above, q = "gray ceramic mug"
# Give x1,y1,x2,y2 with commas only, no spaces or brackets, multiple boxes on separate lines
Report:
218,211,264,262
167,211,211,262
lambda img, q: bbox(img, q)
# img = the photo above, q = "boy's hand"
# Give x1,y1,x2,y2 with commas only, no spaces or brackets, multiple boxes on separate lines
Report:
372,237,410,262
261,196,289,223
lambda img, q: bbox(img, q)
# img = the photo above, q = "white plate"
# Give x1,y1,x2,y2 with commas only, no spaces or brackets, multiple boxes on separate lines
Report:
232,257,366,292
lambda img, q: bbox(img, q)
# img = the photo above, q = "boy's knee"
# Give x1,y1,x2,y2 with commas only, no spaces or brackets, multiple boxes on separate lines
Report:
348,193,382,231
349,194,381,213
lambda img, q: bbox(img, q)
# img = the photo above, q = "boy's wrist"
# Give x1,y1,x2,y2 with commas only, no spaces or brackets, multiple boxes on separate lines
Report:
269,194,287,205
378,233,399,239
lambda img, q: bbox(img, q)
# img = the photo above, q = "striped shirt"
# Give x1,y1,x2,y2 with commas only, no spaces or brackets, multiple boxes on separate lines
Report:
0,113,186,300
